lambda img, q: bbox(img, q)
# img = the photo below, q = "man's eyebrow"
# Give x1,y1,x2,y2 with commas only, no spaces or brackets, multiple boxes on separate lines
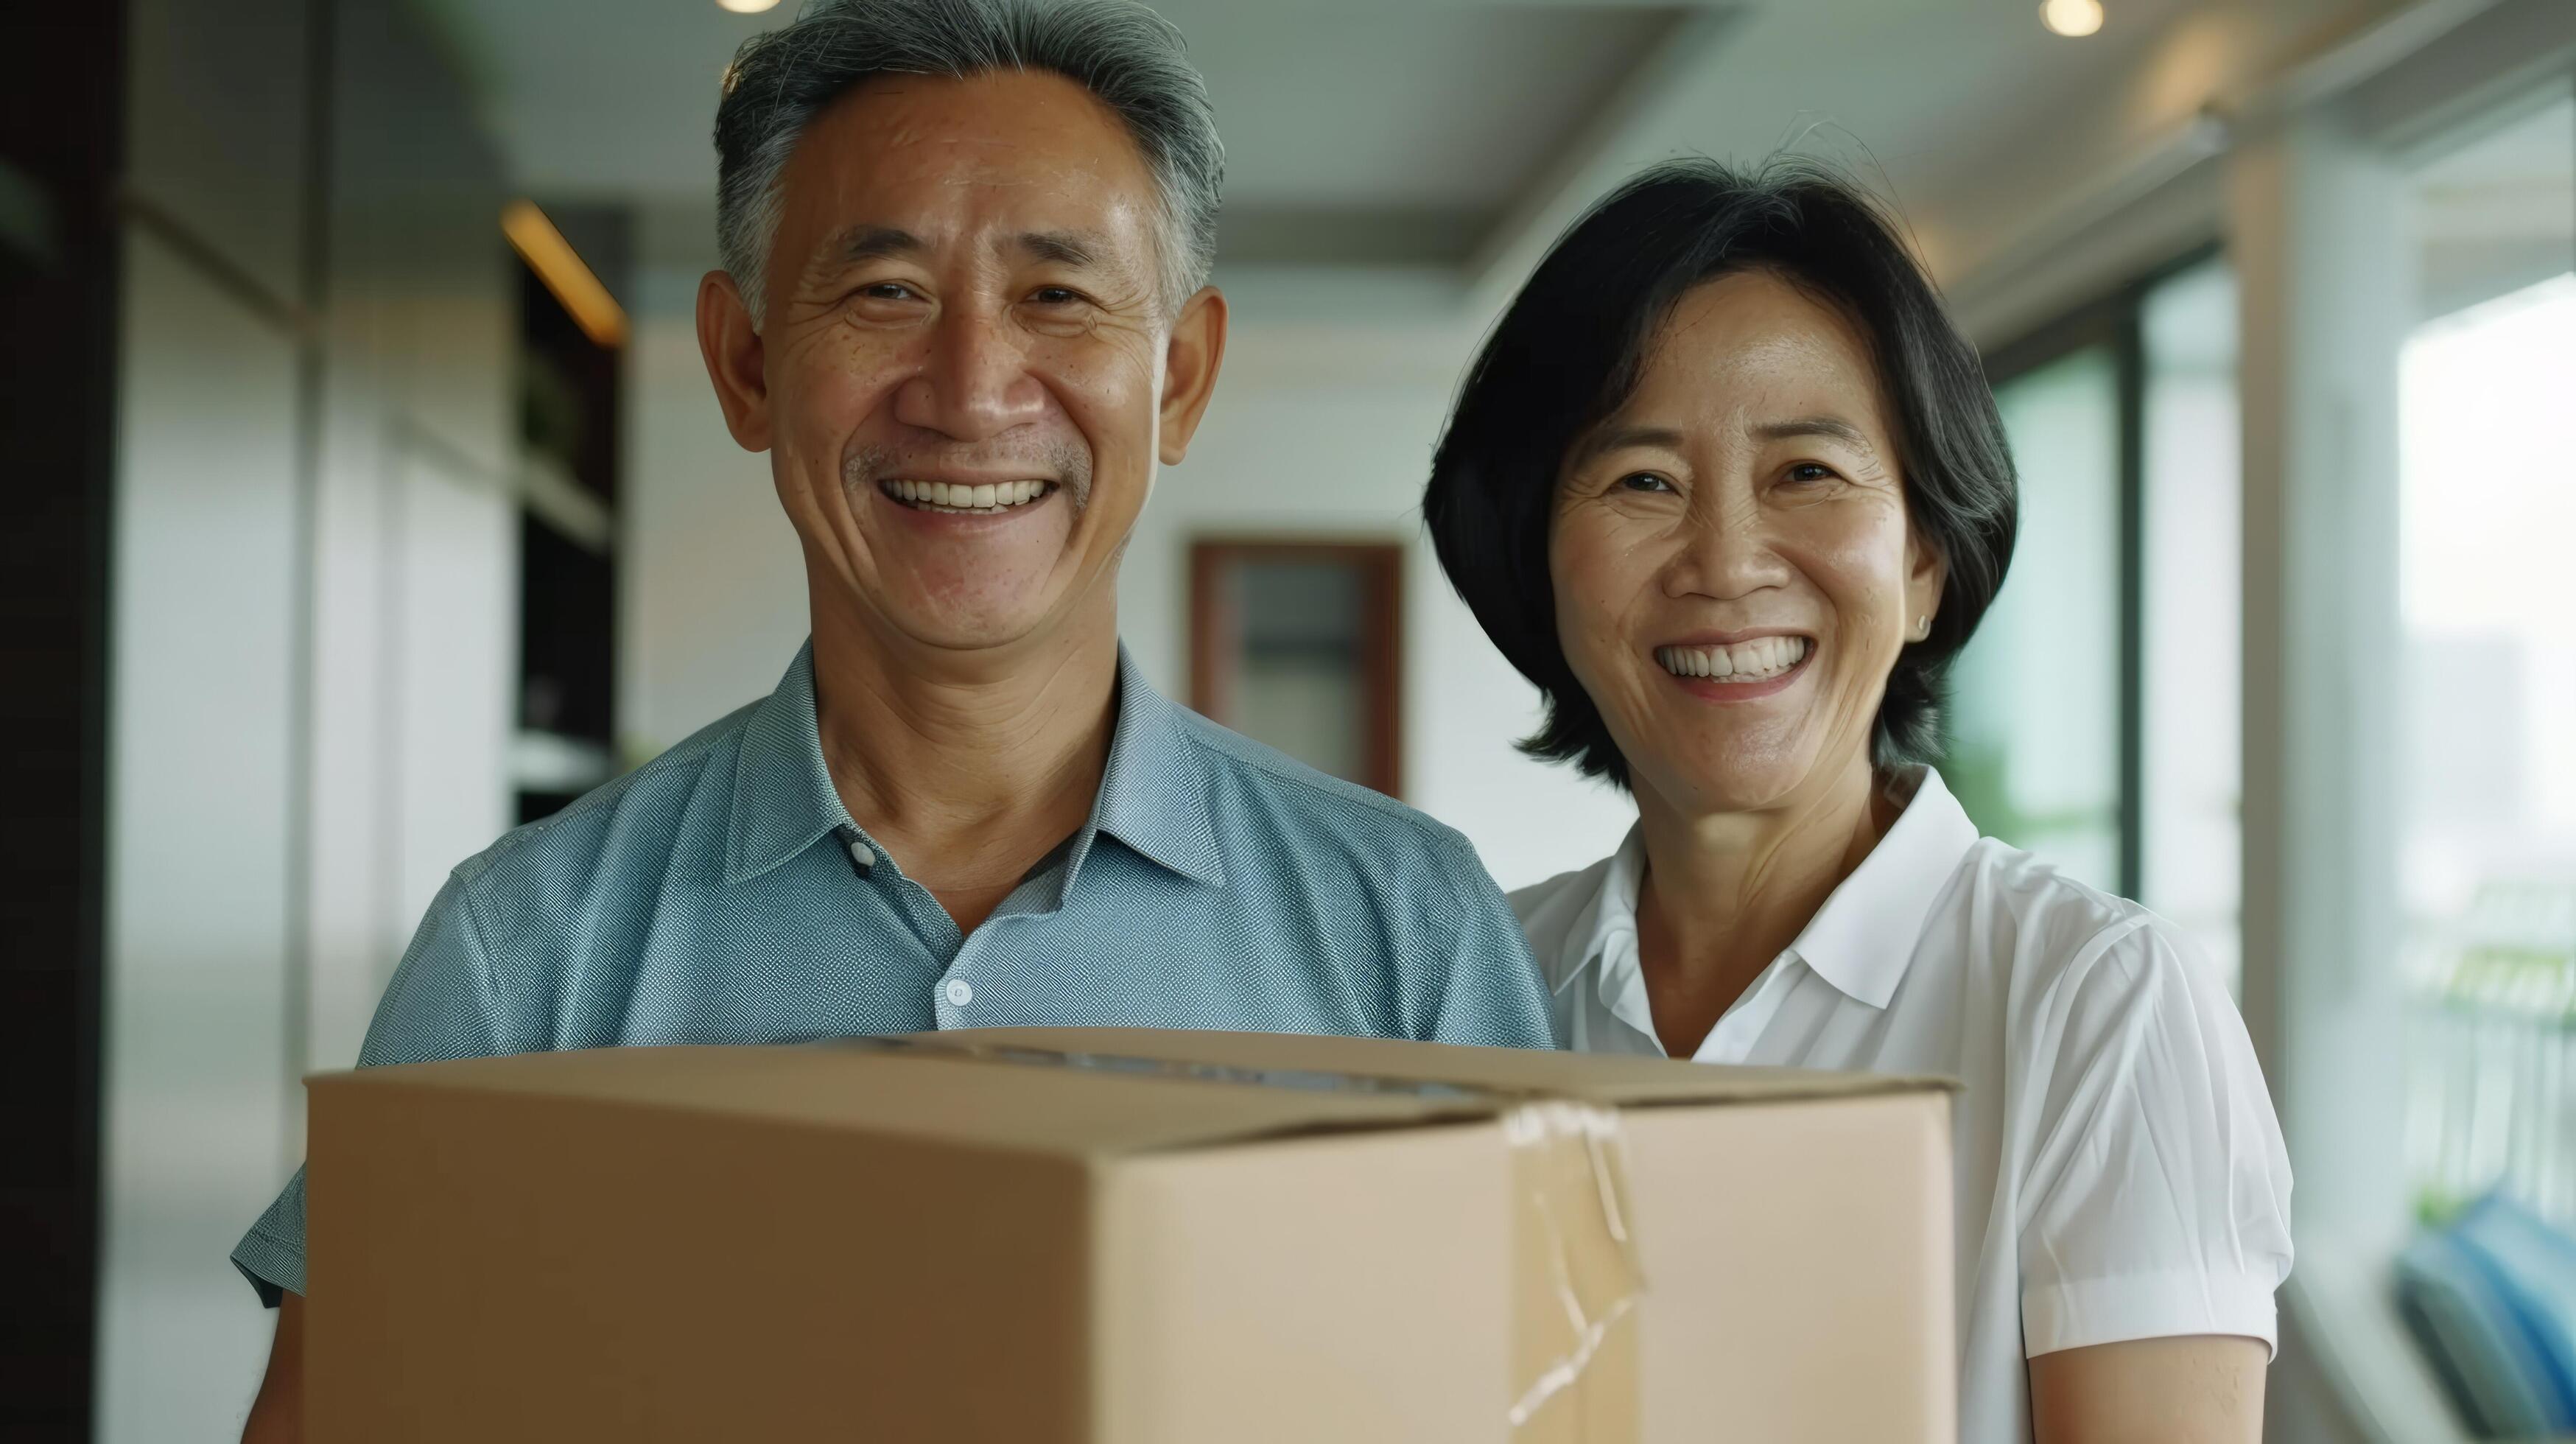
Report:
825,225,925,264
1750,415,1874,449
818,226,1112,270
1009,229,1107,267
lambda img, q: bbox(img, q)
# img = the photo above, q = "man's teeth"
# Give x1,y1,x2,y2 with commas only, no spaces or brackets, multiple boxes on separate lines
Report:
1654,637,1812,681
882,479,1052,513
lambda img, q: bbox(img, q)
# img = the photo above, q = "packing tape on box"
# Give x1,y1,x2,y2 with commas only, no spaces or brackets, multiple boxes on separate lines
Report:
836,1036,1645,1441
1503,1098,1642,1443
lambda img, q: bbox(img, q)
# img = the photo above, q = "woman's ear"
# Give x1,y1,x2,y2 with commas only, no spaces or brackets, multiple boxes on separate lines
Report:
697,269,772,453
1906,526,1948,640
1157,286,1229,466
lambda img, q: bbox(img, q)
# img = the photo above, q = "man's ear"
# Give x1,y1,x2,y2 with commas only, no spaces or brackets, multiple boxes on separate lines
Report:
1157,285,1229,466
696,269,772,453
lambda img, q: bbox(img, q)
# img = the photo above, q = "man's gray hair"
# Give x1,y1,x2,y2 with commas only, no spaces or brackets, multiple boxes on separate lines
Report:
715,0,1224,325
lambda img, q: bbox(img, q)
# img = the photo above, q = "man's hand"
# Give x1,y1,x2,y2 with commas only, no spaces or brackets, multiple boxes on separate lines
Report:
2029,1334,2267,1443
240,1292,303,1443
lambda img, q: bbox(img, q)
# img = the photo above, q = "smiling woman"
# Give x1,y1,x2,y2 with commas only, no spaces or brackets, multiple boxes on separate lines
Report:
1426,159,2292,1443
1428,162,2017,791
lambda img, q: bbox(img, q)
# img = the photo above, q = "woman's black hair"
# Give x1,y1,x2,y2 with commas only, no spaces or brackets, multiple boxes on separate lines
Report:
1423,156,2018,789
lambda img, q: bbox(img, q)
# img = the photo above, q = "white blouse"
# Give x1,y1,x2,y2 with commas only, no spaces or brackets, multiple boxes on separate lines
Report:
1509,766,2293,1444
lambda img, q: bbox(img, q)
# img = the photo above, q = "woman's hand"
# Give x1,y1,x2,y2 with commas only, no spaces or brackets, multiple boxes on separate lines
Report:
2029,1334,2267,1443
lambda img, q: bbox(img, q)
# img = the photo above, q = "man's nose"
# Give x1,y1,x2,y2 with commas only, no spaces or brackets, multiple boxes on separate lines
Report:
891,308,1051,443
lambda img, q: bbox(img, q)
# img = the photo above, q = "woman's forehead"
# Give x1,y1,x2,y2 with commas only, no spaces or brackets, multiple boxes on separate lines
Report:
1617,273,1890,436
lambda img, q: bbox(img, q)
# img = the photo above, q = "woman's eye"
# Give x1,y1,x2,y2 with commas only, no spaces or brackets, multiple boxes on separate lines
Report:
1784,463,1839,485
1616,472,1676,494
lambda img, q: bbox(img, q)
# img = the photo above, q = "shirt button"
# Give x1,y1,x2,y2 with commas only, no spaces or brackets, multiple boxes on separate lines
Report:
847,839,876,869
944,978,973,1008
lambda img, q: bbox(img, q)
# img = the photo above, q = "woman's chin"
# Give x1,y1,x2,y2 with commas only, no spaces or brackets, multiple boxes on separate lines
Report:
1646,754,1825,818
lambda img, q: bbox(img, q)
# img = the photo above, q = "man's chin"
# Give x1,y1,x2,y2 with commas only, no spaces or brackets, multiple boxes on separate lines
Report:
860,593,1073,659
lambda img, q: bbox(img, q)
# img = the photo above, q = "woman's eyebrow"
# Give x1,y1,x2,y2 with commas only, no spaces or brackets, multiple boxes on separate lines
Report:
1574,424,1688,463
1751,415,1873,449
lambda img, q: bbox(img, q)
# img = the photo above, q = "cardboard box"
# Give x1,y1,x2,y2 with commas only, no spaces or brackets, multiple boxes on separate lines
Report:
307,1028,1954,1442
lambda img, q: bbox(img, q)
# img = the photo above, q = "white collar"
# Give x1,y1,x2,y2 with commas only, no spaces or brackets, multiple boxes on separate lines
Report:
1553,766,1982,1019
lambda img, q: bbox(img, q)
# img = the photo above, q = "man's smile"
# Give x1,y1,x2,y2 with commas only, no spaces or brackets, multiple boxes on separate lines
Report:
877,477,1059,515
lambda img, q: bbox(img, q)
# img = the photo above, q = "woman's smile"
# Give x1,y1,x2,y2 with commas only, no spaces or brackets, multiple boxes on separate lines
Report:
1652,633,1817,701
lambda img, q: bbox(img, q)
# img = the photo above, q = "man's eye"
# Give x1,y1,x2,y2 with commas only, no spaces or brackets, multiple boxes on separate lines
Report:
1617,472,1676,494
860,282,918,302
1029,286,1084,306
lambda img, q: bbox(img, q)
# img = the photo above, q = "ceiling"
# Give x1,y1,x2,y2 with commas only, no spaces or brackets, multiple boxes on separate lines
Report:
421,0,1685,262
2413,92,2576,319
416,0,2414,285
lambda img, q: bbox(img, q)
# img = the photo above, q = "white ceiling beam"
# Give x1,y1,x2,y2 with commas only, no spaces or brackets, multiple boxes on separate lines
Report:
1461,5,1747,319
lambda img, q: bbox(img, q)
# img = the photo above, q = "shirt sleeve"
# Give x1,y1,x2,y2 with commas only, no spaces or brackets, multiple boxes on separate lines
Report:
1418,833,1558,1050
230,871,519,1305
2015,915,2295,1359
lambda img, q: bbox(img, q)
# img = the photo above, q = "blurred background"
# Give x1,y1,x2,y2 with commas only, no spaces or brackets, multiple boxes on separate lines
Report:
4,0,2572,1438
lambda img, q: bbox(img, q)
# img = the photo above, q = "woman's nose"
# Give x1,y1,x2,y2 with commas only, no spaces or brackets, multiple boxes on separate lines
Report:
1663,497,1794,601
891,308,1051,444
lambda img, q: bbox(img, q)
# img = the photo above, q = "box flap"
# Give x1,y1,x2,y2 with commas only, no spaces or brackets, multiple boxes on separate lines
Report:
306,1041,1491,1160
306,1028,1954,1163
936,1028,1958,1107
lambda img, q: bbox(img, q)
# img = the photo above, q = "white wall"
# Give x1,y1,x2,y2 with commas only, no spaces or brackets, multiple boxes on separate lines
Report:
100,2,518,1434
301,0,524,1074
101,1,321,1431
1129,270,1636,891
617,264,1634,892
99,224,303,1444
618,276,811,760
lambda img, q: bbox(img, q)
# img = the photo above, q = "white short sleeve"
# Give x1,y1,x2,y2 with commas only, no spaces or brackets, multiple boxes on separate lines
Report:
2014,916,2295,1359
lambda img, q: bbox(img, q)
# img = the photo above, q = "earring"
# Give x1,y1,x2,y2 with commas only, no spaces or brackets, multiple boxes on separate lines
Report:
1914,615,1931,639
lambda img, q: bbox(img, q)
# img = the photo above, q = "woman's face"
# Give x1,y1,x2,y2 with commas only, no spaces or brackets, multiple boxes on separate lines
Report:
1549,270,1944,817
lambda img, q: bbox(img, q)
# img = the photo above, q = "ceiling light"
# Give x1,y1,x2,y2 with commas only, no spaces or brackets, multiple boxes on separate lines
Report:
502,200,630,350
717,0,780,13
2040,0,2104,36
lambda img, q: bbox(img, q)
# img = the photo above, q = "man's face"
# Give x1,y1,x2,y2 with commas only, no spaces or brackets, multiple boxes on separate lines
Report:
700,70,1221,657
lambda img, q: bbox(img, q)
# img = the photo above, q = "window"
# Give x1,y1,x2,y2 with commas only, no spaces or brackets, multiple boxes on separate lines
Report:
1948,344,2125,888
1945,256,2245,981
2396,92,2576,1223
2139,263,2245,987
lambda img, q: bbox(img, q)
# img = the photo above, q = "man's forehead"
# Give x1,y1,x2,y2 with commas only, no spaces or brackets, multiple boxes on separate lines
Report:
780,73,1157,251
795,71,1150,192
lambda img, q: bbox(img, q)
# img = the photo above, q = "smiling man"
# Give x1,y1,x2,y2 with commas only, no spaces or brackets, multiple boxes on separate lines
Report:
234,1,1552,1435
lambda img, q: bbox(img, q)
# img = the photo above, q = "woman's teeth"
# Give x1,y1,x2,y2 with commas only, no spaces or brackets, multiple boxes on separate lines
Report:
882,479,1053,514
1655,637,1812,682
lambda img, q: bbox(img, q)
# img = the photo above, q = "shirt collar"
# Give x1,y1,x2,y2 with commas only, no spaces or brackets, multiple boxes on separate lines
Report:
1553,825,1656,1038
1076,646,1227,890
1558,765,1980,1014
1783,766,1979,1008
723,640,1226,890
724,642,857,886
